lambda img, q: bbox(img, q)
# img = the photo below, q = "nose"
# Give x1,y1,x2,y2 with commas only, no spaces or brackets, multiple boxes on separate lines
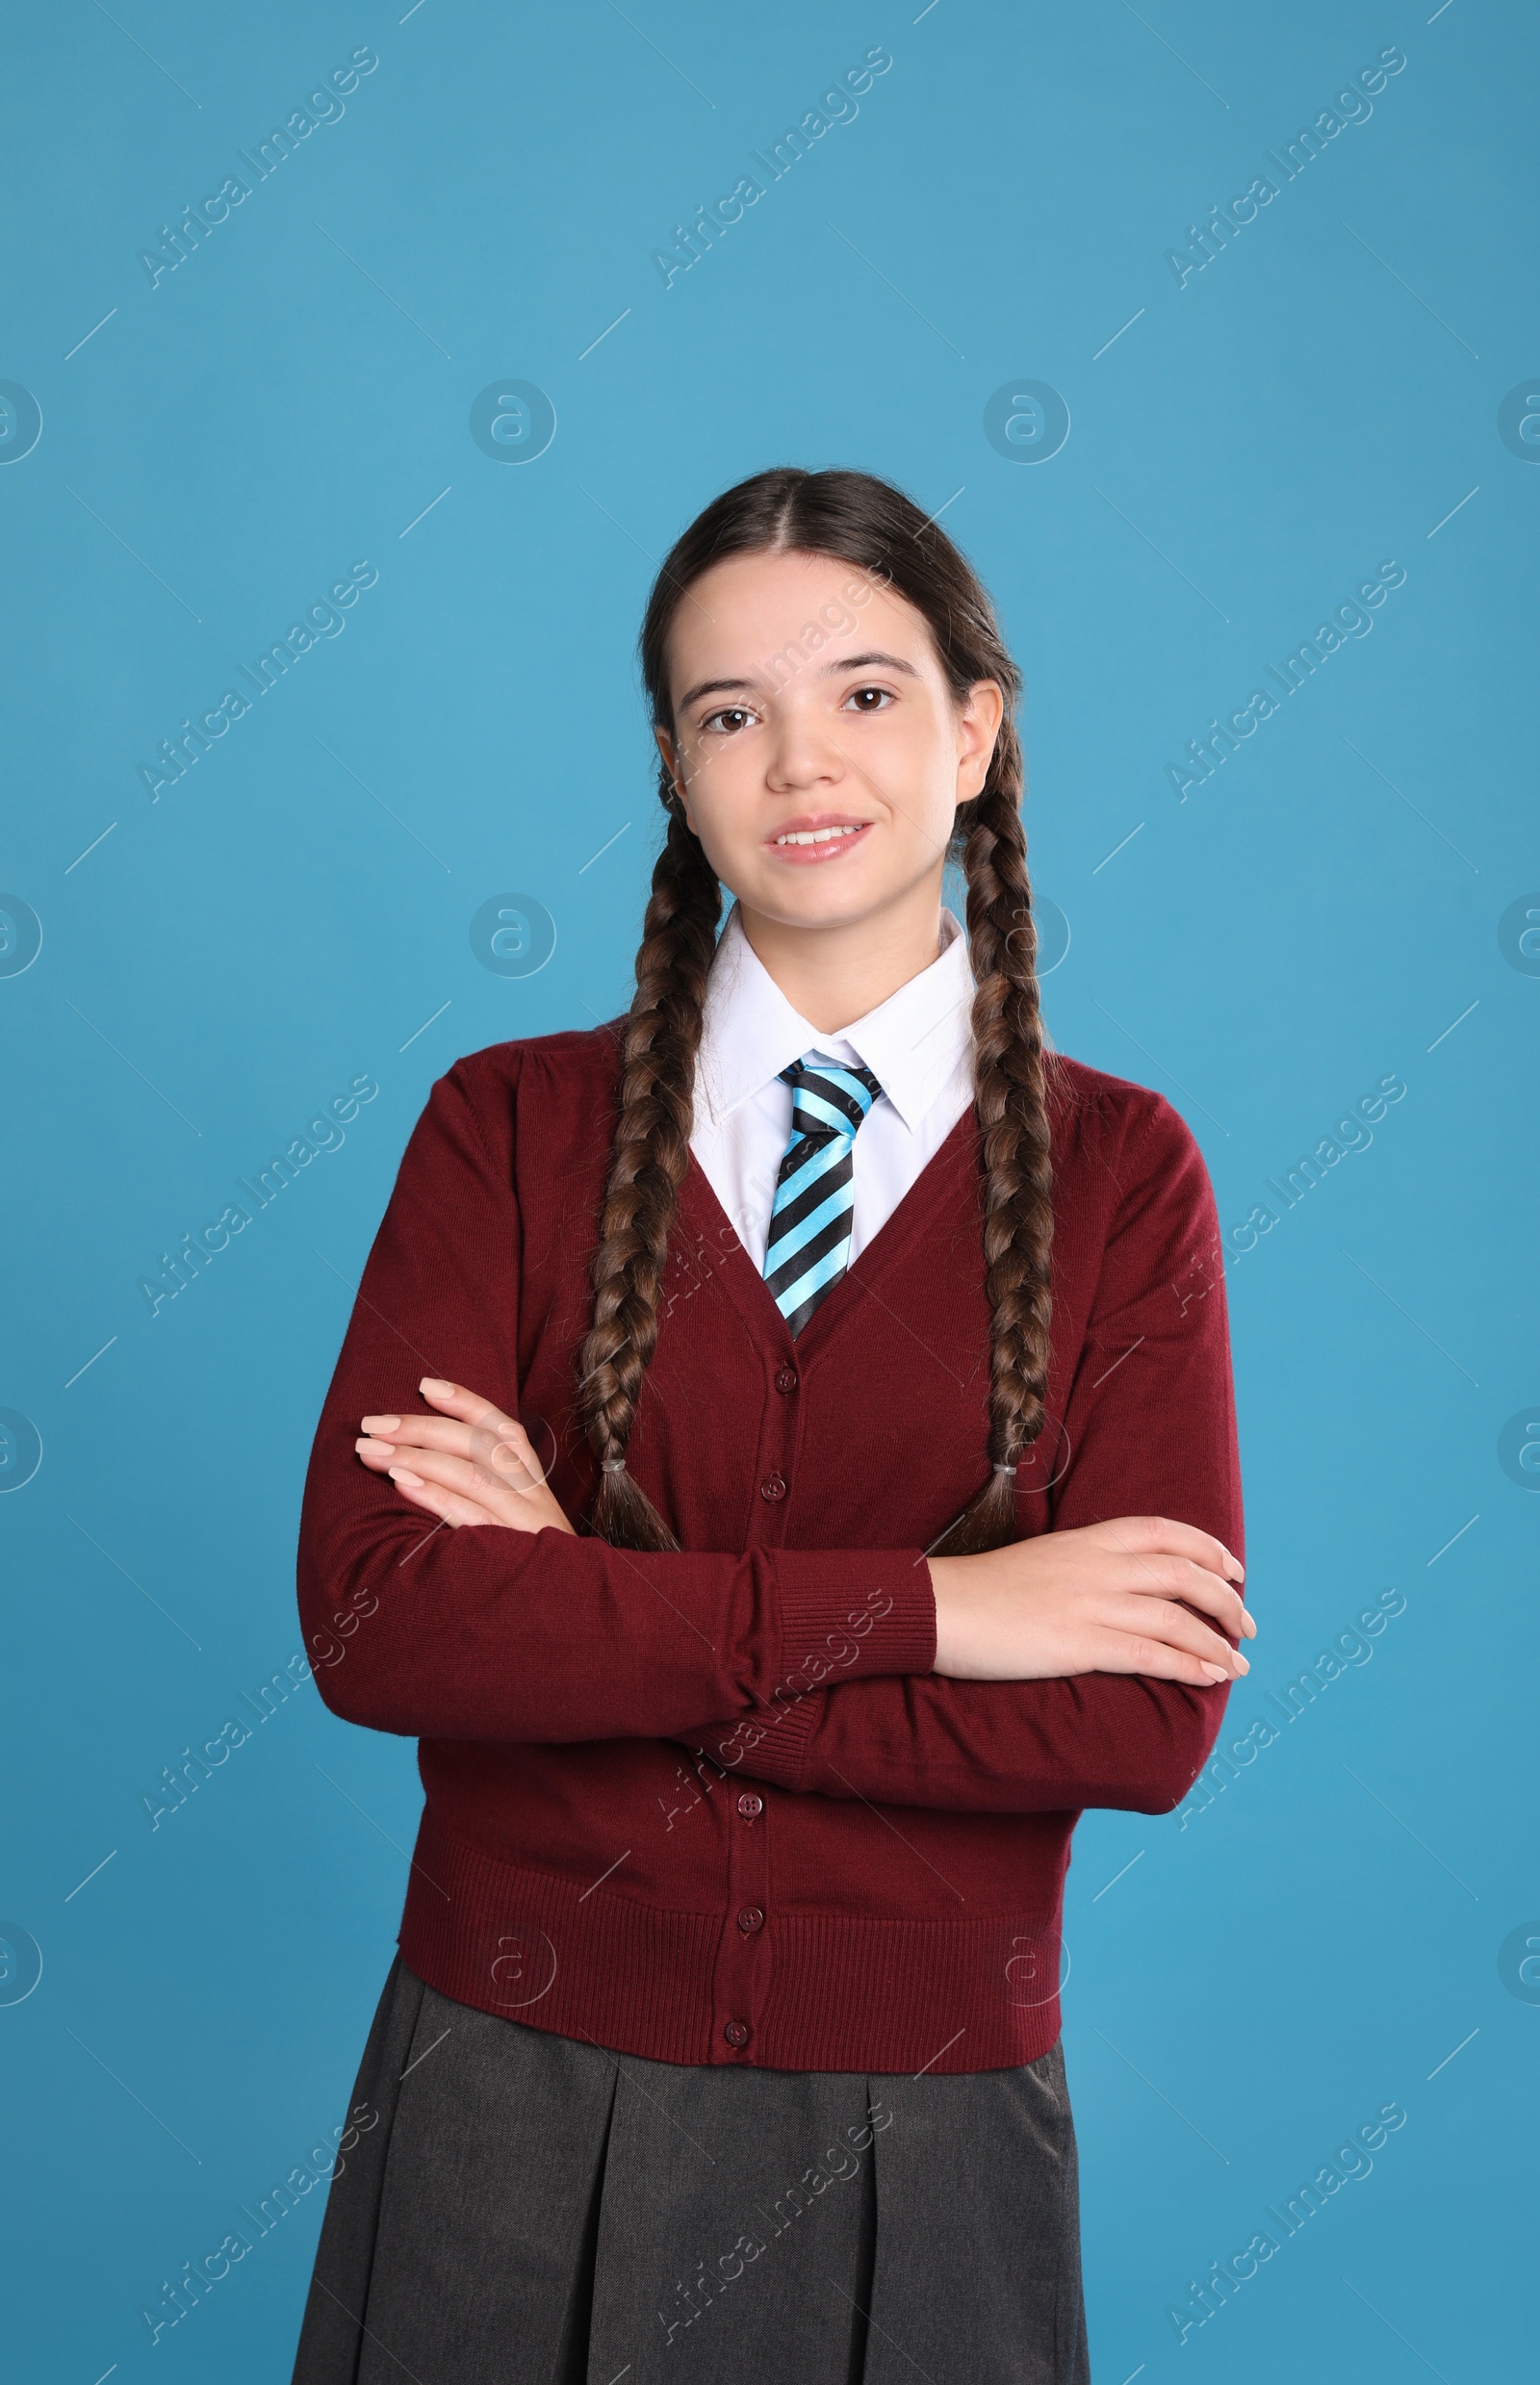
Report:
763,699,846,794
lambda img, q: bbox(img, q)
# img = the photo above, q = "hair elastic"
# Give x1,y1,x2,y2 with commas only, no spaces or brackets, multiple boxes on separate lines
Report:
601,1457,628,1474
993,1460,1017,1474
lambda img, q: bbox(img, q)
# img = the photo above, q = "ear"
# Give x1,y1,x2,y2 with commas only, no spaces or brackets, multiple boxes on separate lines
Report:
654,724,695,828
955,680,1005,804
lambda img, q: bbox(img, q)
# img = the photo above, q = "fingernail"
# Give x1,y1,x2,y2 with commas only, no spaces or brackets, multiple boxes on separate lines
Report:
420,1378,455,1397
1241,1610,1257,1637
361,1416,400,1435
389,1466,424,1487
1201,1662,1229,1682
356,1437,394,1457
1233,1653,1249,1674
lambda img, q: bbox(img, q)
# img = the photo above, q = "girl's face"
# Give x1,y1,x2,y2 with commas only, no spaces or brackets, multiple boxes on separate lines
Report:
655,549,1003,935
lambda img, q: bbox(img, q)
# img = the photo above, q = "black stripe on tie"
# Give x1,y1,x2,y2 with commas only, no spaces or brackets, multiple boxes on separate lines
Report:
781,1275,840,1339
763,1209,855,1308
780,1061,882,1133
764,1153,851,1248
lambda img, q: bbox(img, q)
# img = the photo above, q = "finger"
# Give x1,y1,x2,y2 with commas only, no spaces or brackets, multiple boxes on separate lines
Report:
358,1411,548,1492
358,1416,529,1465
360,1409,527,1456
386,1471,501,1529
1086,1628,1237,1688
473,1420,547,1484
1091,1514,1245,1588
1095,1515,1245,1593
388,1448,549,1529
1104,1553,1253,1640
1098,1593,1247,1675
1107,1588,1247,1673
417,1378,522,1441
390,1447,524,1506
393,1467,556,1536
361,1415,476,1453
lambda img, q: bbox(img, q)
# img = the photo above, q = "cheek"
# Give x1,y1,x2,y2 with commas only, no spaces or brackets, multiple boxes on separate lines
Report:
871,721,964,849
679,741,767,872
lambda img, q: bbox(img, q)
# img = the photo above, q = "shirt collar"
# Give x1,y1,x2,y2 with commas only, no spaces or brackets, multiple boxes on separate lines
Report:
694,905,974,1136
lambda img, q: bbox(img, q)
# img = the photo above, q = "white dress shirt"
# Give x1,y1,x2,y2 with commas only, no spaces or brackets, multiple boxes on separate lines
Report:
690,904,977,1270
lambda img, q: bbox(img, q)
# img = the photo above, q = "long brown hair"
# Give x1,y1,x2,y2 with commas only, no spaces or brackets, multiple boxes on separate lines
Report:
575,466,1054,1557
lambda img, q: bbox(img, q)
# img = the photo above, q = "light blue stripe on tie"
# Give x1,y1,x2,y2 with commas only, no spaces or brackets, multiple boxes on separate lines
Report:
770,1132,850,1215
772,1238,852,1321
792,1085,866,1135
763,1181,855,1274
804,1063,878,1106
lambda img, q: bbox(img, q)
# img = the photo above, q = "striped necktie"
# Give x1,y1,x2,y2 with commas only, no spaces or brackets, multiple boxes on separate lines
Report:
762,1056,883,1337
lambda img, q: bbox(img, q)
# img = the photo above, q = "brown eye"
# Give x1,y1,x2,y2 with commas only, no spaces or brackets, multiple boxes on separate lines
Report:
702,706,752,734
844,685,893,713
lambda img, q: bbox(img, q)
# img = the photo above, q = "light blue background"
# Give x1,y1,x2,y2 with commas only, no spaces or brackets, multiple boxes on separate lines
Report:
2,1,1534,2375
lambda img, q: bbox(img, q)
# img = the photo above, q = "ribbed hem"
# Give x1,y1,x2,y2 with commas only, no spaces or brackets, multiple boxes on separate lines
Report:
398,1810,1065,2075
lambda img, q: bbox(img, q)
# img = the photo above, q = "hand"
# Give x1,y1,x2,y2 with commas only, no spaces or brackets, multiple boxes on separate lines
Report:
929,1516,1253,1687
354,1377,577,1535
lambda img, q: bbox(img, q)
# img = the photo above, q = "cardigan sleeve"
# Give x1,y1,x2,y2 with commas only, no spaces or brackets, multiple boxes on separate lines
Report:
672,1094,1245,1816
295,1058,936,1744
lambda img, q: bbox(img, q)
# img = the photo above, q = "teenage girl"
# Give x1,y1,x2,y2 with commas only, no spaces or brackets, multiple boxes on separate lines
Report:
291,466,1251,2385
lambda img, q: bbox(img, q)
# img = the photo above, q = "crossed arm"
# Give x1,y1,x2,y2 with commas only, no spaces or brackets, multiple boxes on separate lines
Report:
306,1062,1251,1816
350,1371,1252,1815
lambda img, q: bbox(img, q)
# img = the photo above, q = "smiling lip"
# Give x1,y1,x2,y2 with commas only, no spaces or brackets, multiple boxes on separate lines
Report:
765,815,875,863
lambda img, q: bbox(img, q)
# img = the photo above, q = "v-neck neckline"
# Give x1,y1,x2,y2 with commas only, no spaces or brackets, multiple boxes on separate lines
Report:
677,1104,981,1368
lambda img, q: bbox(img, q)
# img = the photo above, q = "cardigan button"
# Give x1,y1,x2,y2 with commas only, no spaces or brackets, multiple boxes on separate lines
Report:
775,1366,799,1395
737,1906,764,1934
736,1792,763,1818
724,2018,751,2048
759,1473,787,1502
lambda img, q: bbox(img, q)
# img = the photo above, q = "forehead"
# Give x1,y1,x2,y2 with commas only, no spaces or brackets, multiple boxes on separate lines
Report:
664,549,936,699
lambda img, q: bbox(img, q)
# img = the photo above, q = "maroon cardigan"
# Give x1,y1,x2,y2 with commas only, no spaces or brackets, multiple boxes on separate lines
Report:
296,1027,1244,2072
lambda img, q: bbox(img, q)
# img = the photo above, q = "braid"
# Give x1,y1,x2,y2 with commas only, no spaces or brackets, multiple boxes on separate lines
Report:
929,744,1056,1556
575,795,720,1549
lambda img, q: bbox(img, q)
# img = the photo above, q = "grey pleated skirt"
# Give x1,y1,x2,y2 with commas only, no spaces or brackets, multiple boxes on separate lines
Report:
291,1957,1091,2384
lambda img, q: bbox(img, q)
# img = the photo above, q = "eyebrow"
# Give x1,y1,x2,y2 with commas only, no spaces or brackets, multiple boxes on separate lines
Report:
675,650,921,713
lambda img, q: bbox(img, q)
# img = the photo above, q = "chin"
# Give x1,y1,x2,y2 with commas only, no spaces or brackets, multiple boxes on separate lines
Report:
742,870,890,931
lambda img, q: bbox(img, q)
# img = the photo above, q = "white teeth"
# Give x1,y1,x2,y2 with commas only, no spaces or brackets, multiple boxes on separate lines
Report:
774,824,865,846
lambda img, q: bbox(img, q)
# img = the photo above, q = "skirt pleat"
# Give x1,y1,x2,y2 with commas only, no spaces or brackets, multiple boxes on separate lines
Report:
292,1957,1090,2385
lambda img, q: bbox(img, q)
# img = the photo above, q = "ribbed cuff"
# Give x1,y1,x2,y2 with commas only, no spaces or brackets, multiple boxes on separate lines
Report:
774,1548,937,1694
681,1690,821,1790
675,1553,935,1793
